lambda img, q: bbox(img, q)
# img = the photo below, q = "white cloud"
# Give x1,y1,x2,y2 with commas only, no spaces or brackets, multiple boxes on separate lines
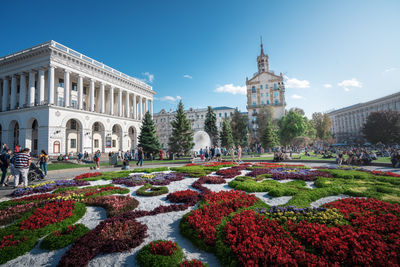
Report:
291,94,305,100
284,77,310,88
142,72,154,83
183,74,192,79
214,84,246,95
323,83,332,88
159,95,182,102
338,78,362,92
383,67,398,74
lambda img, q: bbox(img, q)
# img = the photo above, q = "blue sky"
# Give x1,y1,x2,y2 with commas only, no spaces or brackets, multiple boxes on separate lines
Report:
1,0,400,117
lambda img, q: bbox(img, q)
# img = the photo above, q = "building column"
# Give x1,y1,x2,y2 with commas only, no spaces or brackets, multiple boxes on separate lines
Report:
125,91,129,117
100,82,105,113
118,89,122,117
2,78,9,111
132,93,136,119
139,96,142,120
48,65,55,105
38,69,45,105
150,99,153,116
19,73,26,108
64,70,70,107
10,76,17,110
78,75,83,109
28,71,35,107
109,86,114,115
90,79,95,111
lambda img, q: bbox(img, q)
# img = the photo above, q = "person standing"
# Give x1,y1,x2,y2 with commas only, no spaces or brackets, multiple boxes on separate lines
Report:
0,149,12,186
94,150,101,170
136,147,144,167
14,144,20,153
237,145,242,163
38,150,49,177
13,148,32,188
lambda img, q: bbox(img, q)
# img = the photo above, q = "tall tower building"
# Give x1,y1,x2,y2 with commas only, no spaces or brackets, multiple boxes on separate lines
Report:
246,38,286,137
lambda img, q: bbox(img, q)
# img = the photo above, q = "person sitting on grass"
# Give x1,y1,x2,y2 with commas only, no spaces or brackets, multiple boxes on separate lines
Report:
336,151,344,165
121,158,130,170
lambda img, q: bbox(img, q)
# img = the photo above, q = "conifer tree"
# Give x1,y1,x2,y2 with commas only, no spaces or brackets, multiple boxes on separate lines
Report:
168,100,194,155
138,111,161,157
204,106,219,145
230,108,249,147
220,119,234,149
261,120,279,150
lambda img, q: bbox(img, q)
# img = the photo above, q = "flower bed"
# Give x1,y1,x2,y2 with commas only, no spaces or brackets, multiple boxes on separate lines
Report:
136,240,184,267
40,224,90,250
182,191,258,247
19,200,76,230
74,172,102,180
248,167,332,181
83,195,139,217
136,184,169,196
113,172,185,187
180,259,209,267
166,189,201,205
215,168,241,178
10,180,90,197
0,202,43,226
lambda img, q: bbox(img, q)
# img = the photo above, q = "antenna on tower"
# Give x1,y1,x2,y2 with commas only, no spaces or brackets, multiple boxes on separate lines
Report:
260,36,264,55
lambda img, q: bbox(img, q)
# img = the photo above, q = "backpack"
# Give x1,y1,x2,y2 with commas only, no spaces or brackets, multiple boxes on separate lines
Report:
40,155,47,163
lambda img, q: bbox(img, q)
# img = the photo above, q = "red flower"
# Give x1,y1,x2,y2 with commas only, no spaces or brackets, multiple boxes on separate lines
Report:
150,240,178,256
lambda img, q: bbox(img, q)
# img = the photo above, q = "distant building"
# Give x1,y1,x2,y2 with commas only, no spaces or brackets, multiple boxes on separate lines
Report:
154,106,236,149
246,39,286,137
328,91,400,143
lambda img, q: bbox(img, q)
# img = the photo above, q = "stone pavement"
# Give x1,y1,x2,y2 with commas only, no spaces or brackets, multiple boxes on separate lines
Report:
0,161,399,199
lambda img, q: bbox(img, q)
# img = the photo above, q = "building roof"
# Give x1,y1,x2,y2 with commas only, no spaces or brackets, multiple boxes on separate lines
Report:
212,106,235,111
328,91,400,115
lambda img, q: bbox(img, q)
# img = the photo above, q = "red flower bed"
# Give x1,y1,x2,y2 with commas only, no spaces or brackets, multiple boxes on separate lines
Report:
150,240,178,256
371,170,400,177
83,186,121,197
215,168,241,178
180,259,206,267
13,193,55,202
186,191,258,245
224,210,320,266
19,200,75,230
166,190,201,205
203,161,235,167
200,176,225,184
74,172,102,180
0,234,27,250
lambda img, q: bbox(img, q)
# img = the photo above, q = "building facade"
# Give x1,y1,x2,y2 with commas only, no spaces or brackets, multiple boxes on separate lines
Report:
0,40,155,156
246,40,286,133
328,92,400,143
154,106,236,149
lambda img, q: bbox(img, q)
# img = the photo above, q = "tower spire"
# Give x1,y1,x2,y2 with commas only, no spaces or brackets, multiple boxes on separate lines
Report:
260,36,264,56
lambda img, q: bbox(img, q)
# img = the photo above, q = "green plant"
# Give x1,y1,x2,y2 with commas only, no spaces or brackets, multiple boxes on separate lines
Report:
136,240,184,267
40,224,90,250
136,184,169,196
131,167,169,173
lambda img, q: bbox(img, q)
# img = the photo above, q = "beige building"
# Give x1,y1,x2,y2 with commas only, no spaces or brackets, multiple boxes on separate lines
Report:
246,40,286,133
154,106,236,149
328,91,400,143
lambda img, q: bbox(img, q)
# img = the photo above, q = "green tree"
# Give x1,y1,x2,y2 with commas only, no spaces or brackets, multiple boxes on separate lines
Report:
168,100,194,155
204,106,219,145
220,119,234,149
312,112,332,140
255,106,276,142
305,118,317,140
261,120,279,150
230,109,249,147
362,111,400,144
138,111,161,157
278,110,307,145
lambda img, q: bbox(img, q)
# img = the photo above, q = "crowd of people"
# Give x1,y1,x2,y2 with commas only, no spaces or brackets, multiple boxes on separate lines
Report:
196,145,243,163
0,144,49,188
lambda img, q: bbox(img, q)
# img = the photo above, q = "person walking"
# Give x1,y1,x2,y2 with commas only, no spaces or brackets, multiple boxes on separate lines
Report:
38,150,49,177
94,150,101,170
0,149,12,186
13,148,32,188
237,145,242,163
136,147,144,167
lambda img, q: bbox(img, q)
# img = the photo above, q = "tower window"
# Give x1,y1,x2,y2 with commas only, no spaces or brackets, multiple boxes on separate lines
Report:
251,86,256,93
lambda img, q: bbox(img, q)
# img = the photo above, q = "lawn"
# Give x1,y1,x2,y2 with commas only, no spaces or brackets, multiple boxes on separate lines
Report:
1,162,399,266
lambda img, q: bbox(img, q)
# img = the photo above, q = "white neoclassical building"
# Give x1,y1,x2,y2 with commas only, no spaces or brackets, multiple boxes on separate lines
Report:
328,91,400,143
0,40,155,156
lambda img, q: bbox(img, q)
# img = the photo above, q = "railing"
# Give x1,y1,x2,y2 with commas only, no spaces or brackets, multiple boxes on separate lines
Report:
0,40,152,91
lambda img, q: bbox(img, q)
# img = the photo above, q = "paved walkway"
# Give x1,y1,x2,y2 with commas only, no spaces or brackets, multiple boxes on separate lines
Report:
0,161,398,199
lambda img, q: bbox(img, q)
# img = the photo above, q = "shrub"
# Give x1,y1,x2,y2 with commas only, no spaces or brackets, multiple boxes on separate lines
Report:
136,184,168,196
40,224,90,250
136,240,184,267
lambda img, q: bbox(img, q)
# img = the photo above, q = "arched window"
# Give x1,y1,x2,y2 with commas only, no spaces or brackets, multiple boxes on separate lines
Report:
54,141,60,153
